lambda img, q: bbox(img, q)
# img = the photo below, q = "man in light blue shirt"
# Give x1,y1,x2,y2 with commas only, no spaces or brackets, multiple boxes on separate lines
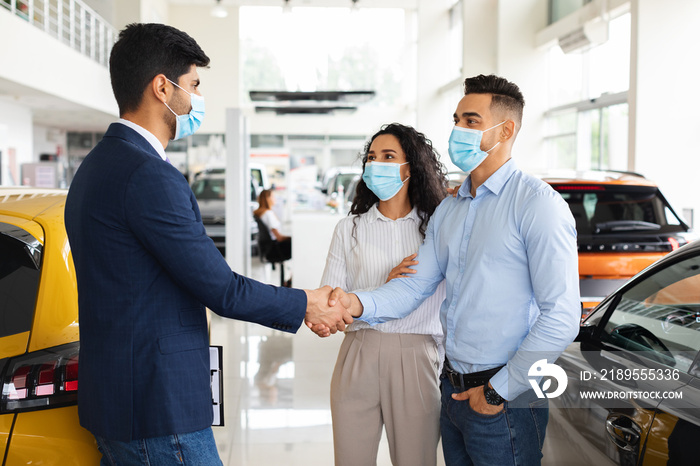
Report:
325,75,580,465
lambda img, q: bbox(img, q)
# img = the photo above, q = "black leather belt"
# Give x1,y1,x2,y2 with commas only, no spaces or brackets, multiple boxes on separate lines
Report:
442,360,505,392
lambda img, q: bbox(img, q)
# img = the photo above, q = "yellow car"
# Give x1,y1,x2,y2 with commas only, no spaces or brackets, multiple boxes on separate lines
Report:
0,188,100,464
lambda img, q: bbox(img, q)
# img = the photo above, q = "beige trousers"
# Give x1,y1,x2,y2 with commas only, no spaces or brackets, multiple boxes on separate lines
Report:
330,329,441,466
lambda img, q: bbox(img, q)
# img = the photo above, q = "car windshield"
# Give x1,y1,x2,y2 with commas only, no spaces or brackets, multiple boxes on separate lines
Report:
552,185,686,237
192,178,225,200
601,252,700,372
333,174,360,194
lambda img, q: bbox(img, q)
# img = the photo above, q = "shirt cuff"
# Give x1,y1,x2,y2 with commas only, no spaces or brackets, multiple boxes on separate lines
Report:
354,291,380,325
489,367,509,400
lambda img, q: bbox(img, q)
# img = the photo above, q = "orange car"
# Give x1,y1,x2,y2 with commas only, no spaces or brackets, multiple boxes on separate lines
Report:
543,171,697,316
448,170,697,317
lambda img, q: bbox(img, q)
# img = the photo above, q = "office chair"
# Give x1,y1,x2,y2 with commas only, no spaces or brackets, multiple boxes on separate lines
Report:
253,216,292,286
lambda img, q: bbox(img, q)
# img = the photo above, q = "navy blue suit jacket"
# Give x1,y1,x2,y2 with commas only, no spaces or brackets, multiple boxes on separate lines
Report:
65,123,307,441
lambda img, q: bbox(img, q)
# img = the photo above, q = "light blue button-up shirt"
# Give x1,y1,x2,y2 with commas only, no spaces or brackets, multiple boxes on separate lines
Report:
355,159,581,400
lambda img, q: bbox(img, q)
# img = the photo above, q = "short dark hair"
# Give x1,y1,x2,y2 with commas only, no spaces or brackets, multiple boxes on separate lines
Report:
463,74,525,126
109,23,210,115
351,123,447,239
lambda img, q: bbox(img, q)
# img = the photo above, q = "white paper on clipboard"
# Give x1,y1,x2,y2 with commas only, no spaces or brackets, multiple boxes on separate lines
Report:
210,345,224,426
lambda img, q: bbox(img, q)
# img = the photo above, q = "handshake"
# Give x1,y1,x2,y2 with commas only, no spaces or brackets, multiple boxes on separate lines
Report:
303,286,363,338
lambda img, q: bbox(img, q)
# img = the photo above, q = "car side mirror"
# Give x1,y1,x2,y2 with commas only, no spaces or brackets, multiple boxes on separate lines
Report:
575,325,596,343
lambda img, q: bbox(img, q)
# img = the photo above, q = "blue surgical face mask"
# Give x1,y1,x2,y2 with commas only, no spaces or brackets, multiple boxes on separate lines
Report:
448,121,506,173
362,161,410,201
164,79,205,140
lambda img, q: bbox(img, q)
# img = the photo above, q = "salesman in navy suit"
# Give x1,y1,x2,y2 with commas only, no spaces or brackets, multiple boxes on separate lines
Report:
64,23,352,465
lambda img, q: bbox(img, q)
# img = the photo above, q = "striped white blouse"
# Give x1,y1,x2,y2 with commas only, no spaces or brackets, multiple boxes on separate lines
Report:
320,204,446,356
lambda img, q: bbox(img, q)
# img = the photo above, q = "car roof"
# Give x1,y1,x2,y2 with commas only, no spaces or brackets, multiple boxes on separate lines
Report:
0,188,67,218
538,170,658,187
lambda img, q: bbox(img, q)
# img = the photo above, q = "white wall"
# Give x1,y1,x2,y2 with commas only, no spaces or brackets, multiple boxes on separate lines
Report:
110,0,169,29
141,0,169,24
496,0,550,172
33,125,67,161
630,0,700,225
0,100,32,186
169,5,240,135
113,0,141,30
417,0,550,173
0,8,117,117
415,0,456,164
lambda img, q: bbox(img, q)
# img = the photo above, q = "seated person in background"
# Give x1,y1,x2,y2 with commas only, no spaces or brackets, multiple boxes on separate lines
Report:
254,189,292,258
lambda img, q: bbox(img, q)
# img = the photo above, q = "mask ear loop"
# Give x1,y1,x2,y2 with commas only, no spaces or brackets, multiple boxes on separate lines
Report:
485,141,501,153
163,101,178,117
483,120,507,153
399,161,410,184
167,78,193,97
484,120,507,132
163,78,187,117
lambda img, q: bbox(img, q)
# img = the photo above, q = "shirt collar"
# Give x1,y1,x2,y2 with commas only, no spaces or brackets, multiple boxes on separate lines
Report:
117,119,168,162
365,203,421,224
457,158,518,198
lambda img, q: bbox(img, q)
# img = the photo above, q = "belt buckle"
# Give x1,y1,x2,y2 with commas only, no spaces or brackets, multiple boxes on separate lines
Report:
447,372,464,392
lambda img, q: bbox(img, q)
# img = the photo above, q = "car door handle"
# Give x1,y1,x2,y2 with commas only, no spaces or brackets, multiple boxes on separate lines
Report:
605,414,641,451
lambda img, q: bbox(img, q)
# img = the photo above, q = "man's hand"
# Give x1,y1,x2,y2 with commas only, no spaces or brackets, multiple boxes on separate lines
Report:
303,286,353,337
329,287,363,317
386,253,418,283
306,287,364,338
451,383,504,415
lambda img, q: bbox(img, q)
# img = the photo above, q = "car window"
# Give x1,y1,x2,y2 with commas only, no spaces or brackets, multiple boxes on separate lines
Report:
0,234,40,338
251,169,263,189
191,179,225,200
600,253,700,372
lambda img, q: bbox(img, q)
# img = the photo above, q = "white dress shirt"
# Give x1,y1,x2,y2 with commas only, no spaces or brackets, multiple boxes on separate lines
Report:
260,210,283,240
117,118,168,162
321,204,446,359
355,160,580,400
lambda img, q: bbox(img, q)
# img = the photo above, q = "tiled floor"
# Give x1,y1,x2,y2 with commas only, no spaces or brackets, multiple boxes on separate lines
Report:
209,260,435,465
211,258,444,466
209,260,572,465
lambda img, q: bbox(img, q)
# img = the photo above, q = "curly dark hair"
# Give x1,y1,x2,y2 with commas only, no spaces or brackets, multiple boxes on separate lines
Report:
350,123,447,240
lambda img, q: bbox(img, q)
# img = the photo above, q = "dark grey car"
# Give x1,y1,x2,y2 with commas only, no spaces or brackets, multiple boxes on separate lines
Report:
190,173,260,256
545,240,700,465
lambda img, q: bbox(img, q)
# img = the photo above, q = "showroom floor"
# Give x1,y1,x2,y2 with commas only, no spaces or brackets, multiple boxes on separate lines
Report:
209,260,568,465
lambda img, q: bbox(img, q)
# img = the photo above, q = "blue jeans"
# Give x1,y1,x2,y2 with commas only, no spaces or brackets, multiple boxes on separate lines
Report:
95,427,223,466
440,377,548,466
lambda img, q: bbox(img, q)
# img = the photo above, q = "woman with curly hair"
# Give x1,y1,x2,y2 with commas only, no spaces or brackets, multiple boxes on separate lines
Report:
320,123,448,466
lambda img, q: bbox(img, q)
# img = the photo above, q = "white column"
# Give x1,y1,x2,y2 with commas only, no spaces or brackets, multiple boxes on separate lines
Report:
225,108,251,276
630,0,700,224
462,0,498,77
415,0,456,158
0,100,33,186
495,0,550,172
